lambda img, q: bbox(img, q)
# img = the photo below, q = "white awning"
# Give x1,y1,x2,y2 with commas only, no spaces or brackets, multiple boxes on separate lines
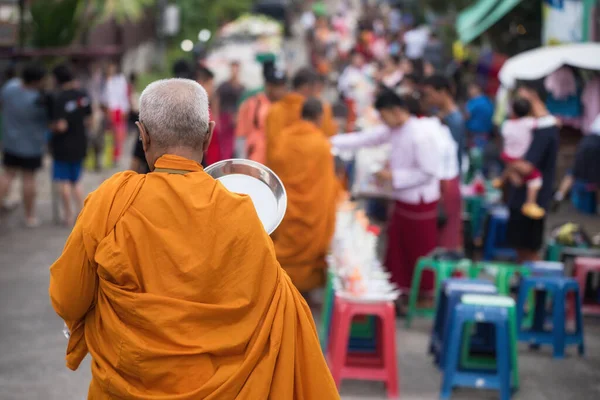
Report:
499,43,600,88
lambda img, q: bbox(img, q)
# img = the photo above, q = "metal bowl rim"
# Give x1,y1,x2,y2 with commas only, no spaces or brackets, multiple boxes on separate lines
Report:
205,158,287,234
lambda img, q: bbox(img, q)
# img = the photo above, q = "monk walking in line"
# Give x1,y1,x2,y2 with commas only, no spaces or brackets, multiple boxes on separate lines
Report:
49,78,339,400
270,98,338,293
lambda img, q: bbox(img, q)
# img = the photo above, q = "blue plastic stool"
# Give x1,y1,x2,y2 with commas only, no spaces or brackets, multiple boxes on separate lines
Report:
516,276,585,358
440,294,517,400
431,279,497,366
483,206,517,261
571,180,597,214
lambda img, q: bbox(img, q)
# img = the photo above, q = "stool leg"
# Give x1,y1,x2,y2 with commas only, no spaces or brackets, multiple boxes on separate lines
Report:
516,284,528,333
530,290,547,351
440,313,463,400
552,290,566,359
574,286,585,356
329,302,352,388
382,304,399,399
320,272,335,351
406,258,427,328
495,320,511,400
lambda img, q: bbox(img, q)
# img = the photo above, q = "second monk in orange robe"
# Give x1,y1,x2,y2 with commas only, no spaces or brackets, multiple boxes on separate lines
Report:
49,79,339,400
270,98,338,292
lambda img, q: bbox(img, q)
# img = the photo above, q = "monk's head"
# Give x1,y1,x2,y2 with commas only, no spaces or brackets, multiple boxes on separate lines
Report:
374,88,417,128
301,97,324,126
137,78,215,169
292,67,319,98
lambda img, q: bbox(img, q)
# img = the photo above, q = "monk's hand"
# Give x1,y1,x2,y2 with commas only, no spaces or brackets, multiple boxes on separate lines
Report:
374,168,393,186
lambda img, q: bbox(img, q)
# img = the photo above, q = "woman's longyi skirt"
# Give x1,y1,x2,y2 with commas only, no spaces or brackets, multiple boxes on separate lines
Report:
385,200,438,293
438,177,463,250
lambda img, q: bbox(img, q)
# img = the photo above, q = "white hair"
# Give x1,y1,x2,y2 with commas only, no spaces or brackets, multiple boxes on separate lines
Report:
139,78,210,149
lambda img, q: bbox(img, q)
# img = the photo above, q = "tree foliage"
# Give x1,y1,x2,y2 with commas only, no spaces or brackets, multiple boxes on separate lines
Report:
177,0,254,42
28,0,153,48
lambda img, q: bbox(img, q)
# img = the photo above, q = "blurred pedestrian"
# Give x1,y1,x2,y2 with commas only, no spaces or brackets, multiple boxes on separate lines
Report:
49,64,92,226
465,82,494,149
196,64,222,166
0,63,48,227
103,62,129,164
216,61,245,159
423,75,466,174
235,67,287,163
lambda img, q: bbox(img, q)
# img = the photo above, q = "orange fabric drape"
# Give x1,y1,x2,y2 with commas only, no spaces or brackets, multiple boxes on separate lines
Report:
49,155,339,400
270,121,337,292
265,93,337,167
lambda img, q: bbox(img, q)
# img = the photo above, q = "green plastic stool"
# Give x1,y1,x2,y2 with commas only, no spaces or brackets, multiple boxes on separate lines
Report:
459,295,520,390
545,242,564,262
405,258,477,328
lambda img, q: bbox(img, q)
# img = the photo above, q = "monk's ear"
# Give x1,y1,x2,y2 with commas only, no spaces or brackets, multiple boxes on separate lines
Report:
202,121,216,153
137,121,151,152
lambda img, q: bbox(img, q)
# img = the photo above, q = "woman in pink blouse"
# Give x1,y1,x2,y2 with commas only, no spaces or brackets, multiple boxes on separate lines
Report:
331,89,441,295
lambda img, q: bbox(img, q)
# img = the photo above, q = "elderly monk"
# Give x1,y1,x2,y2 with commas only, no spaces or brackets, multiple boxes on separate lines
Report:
265,67,337,166
270,98,337,292
49,79,339,400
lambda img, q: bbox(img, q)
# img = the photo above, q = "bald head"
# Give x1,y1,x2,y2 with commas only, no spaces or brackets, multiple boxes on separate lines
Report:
139,79,210,150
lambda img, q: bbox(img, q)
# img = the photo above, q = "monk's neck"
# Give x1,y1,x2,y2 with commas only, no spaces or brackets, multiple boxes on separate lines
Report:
158,148,203,165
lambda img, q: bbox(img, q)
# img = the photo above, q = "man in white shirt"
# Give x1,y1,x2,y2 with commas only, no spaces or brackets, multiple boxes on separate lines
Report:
330,89,441,295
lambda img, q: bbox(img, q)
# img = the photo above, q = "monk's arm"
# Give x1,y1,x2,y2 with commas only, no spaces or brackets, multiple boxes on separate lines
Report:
322,104,339,137
330,124,389,151
49,221,98,323
391,133,437,190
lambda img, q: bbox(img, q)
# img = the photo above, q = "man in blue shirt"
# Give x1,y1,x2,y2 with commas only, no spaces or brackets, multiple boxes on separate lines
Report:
465,82,494,149
423,74,466,174
0,64,48,227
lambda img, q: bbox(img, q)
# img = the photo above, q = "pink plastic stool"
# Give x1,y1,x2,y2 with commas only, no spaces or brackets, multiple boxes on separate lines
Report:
574,257,600,316
327,296,399,399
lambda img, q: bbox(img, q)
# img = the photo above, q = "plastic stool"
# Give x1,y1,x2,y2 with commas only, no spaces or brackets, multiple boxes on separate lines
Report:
440,294,518,400
516,277,585,358
483,206,517,261
571,180,597,214
406,256,477,328
431,279,497,367
574,257,600,316
328,296,399,399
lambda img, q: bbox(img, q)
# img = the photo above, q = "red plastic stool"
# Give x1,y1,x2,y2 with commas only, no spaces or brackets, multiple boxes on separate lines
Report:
327,296,399,399
574,257,600,316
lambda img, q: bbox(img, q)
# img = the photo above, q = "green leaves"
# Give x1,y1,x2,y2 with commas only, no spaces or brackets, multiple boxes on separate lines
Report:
94,0,154,23
29,0,83,48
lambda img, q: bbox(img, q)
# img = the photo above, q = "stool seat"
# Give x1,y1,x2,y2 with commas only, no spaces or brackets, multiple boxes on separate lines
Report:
516,276,585,359
524,261,565,277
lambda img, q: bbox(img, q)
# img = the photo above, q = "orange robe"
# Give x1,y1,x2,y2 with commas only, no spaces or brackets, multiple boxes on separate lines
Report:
265,92,337,167
235,92,271,164
49,154,339,400
270,121,337,292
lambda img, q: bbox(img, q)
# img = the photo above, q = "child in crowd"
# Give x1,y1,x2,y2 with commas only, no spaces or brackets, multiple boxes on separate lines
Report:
496,97,545,219
50,64,92,225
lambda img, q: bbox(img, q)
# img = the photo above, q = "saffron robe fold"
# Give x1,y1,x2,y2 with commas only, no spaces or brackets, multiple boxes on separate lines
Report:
49,154,339,400
270,121,337,292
